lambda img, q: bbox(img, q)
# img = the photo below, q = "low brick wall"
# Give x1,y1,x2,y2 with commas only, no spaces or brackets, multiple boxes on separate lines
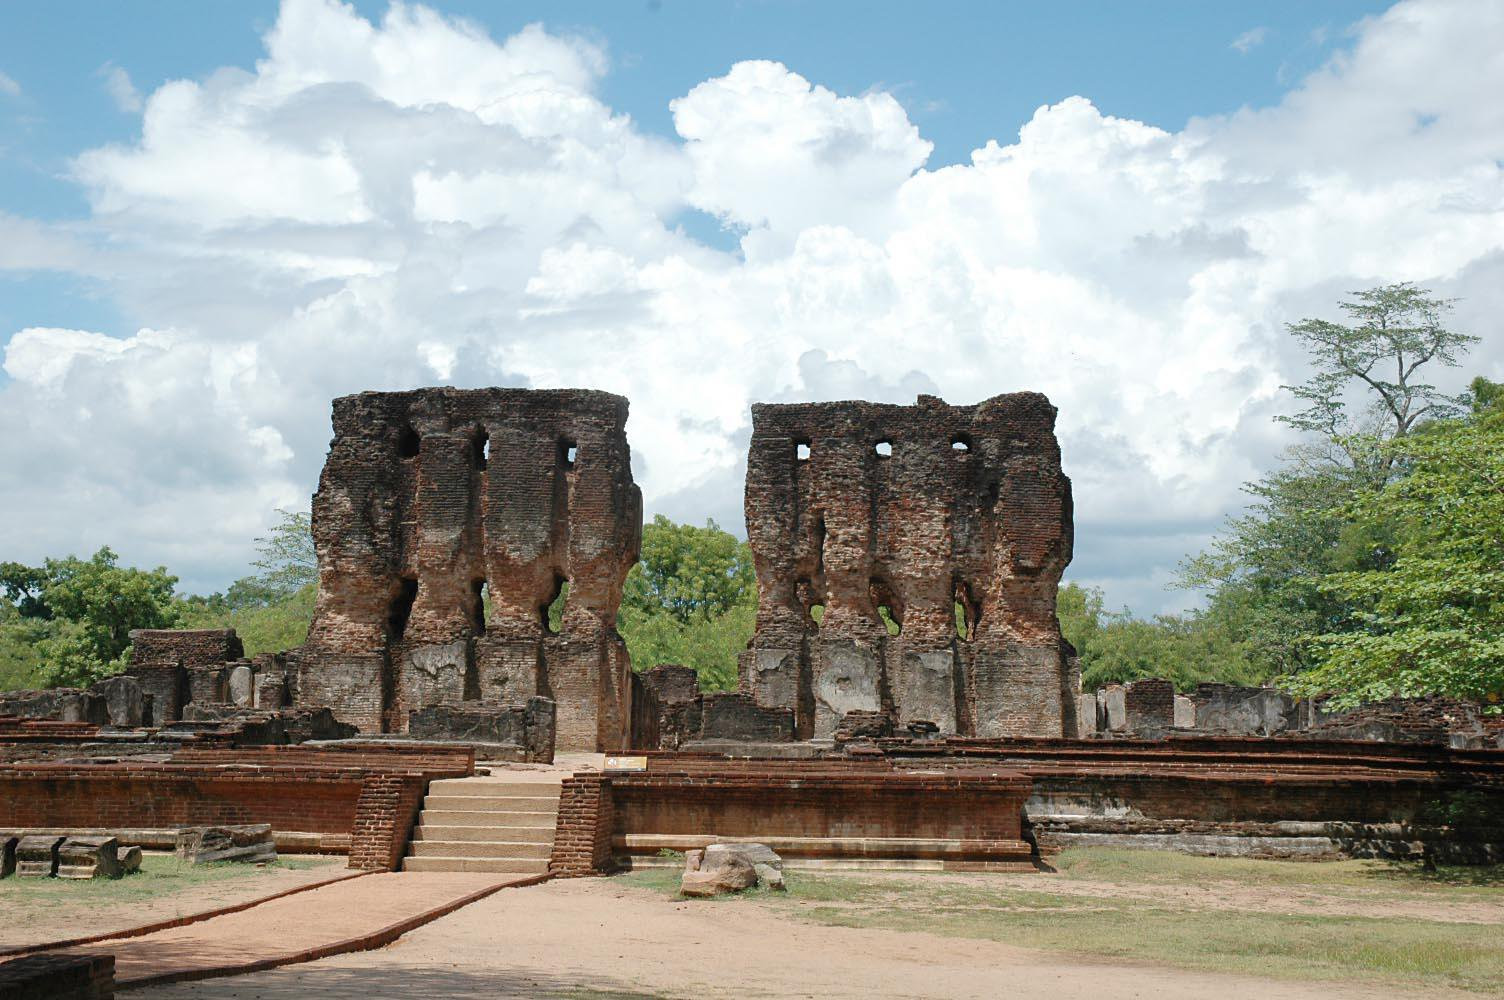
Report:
0,953,113,999
550,760,1033,875
0,745,473,872
865,735,1504,861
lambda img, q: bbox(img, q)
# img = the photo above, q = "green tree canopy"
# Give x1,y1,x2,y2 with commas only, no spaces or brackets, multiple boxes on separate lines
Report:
622,515,755,623
2,547,181,687
1295,385,1504,706
1179,282,1476,684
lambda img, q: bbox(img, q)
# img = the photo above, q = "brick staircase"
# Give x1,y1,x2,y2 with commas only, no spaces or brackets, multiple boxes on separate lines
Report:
402,776,561,874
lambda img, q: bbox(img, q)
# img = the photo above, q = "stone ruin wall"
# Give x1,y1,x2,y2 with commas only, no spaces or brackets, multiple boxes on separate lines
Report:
293,387,642,752
738,392,1077,740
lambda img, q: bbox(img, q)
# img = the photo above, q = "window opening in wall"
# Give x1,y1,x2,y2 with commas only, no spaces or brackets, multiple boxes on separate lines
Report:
795,439,811,462
397,425,420,459
541,574,567,635
559,438,578,470
473,429,489,470
954,580,979,641
471,580,488,635
387,578,418,642
874,439,893,458
951,434,971,453
813,515,827,577
870,577,901,636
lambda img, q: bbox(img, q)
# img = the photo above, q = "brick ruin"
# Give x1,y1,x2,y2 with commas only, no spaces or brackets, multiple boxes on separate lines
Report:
292,388,642,752
738,392,1076,740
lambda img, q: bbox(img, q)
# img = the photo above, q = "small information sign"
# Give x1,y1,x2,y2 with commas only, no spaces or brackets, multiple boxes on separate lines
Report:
604,755,648,772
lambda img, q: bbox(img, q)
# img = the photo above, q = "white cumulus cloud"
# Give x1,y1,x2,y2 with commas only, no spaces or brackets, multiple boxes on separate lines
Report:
1,0,1501,614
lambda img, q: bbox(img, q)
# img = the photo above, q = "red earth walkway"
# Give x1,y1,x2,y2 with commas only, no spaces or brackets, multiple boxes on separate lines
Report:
55,871,537,989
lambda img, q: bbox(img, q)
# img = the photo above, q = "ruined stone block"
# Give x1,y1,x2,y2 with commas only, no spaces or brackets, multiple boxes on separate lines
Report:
87,675,146,727
227,663,255,707
296,388,641,752
124,663,185,726
741,392,1073,739
1173,694,1196,728
15,835,64,878
187,665,228,705
698,693,795,742
407,697,556,762
130,628,244,667
1193,684,1299,736
56,837,126,880
1124,678,1175,731
1101,686,1126,731
254,671,288,710
0,689,108,725
175,824,276,865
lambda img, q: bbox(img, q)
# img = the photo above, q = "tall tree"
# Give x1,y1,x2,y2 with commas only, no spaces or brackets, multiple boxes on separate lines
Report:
1280,282,1476,477
1295,380,1504,705
1180,283,1474,681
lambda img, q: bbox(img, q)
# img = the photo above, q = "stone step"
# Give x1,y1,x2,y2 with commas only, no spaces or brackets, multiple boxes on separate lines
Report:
402,855,550,874
421,795,561,812
414,824,555,843
418,809,559,826
427,780,563,797
409,839,552,859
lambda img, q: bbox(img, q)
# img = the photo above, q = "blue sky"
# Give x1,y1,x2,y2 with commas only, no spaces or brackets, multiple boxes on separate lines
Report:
0,1,1385,337
0,0,1499,612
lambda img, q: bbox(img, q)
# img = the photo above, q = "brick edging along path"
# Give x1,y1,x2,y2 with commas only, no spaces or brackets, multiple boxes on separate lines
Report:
53,871,547,989
0,869,372,959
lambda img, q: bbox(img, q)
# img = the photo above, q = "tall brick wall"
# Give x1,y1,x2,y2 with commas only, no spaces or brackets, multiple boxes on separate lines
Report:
741,392,1075,739
297,388,642,752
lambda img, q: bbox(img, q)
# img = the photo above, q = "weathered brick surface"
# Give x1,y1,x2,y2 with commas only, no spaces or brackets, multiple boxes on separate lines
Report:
550,760,1033,875
0,953,114,999
298,388,642,752
741,392,1074,739
0,745,471,871
129,629,244,668
549,774,615,877
1123,678,1175,731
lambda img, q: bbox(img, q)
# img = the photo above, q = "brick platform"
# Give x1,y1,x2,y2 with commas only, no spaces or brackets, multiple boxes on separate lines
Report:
550,759,1034,875
0,745,474,871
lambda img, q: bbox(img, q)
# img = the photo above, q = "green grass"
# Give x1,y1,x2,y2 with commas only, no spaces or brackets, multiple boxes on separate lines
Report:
614,849,1504,993
1052,845,1504,893
0,854,334,911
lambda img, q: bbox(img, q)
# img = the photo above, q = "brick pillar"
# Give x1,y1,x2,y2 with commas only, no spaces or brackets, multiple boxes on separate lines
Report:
347,773,426,871
548,774,615,877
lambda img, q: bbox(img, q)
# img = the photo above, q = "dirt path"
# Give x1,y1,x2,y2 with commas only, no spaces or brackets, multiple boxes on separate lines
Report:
0,857,348,952
58,871,523,987
131,877,1478,1000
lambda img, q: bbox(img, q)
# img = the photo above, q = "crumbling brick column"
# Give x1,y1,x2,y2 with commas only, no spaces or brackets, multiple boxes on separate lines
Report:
740,392,1075,739
297,388,642,752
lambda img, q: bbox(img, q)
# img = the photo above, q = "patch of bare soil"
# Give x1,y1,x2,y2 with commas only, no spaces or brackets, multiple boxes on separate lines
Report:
0,856,347,951
131,877,1477,1000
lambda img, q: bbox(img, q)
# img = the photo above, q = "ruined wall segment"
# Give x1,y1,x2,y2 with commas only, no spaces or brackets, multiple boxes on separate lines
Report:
297,387,642,751
740,392,1075,739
